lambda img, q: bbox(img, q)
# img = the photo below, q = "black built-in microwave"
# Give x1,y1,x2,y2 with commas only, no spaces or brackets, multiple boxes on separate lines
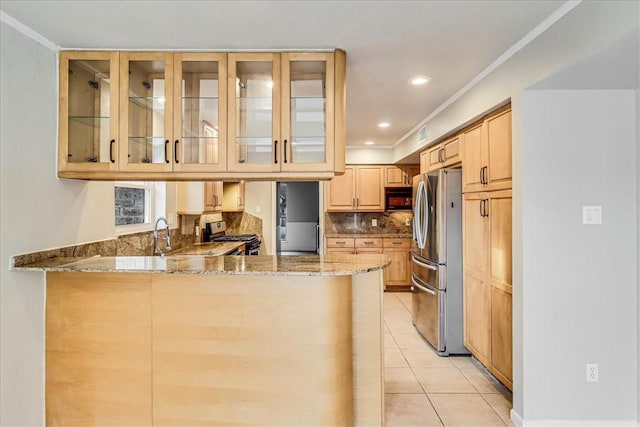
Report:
385,187,413,211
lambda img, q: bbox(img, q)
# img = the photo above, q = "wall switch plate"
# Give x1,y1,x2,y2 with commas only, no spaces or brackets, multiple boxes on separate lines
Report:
405,218,411,226
372,219,377,227
195,226,200,237
582,206,602,225
167,212,176,225
586,363,599,382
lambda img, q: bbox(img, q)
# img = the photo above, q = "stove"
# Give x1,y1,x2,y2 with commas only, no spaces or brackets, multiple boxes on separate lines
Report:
211,234,261,255
201,214,261,255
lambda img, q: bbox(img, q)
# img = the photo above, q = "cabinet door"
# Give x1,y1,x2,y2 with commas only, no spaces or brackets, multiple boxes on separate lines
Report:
419,150,429,174
204,181,223,212
222,182,245,212
228,53,280,172
281,52,334,172
383,249,410,288
442,136,461,167
461,123,484,192
384,166,406,187
491,285,512,389
173,53,227,172
119,52,174,172
485,109,512,191
59,51,120,172
462,193,490,364
488,190,512,387
326,166,355,211
426,143,443,171
355,166,384,211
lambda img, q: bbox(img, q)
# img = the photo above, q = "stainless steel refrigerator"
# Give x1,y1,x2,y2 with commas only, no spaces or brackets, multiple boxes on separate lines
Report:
411,168,468,355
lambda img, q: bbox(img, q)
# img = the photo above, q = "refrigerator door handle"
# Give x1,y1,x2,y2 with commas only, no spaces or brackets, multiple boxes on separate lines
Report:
412,254,437,270
411,276,437,295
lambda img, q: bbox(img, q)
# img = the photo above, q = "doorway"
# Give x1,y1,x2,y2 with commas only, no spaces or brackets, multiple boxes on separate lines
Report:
276,182,320,255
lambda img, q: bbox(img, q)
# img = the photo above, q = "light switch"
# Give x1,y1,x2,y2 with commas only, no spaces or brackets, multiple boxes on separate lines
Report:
582,206,602,225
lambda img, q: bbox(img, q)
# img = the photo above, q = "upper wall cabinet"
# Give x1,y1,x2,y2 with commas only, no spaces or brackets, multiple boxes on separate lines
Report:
119,52,175,172
425,135,461,172
462,108,512,192
58,51,120,172
227,52,341,174
58,50,345,180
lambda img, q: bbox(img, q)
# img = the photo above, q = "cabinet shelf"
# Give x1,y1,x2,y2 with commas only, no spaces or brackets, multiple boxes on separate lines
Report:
68,116,111,127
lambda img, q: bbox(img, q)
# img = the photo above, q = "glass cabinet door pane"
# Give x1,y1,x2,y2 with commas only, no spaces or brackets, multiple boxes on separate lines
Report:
289,60,326,164
67,59,112,163
180,61,220,165
235,61,273,165
127,60,167,164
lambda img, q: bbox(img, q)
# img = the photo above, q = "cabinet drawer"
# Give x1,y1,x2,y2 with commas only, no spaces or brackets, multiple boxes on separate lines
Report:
355,248,383,254
326,237,355,248
383,238,411,249
355,238,382,248
326,248,355,254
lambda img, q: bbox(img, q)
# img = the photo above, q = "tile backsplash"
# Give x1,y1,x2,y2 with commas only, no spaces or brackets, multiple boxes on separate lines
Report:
325,211,413,234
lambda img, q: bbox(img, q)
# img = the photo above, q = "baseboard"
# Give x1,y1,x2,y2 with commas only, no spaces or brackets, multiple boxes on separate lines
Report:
510,409,637,427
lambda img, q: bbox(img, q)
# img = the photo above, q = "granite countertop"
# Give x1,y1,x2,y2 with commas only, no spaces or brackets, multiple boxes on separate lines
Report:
13,254,390,276
165,241,244,256
325,233,413,239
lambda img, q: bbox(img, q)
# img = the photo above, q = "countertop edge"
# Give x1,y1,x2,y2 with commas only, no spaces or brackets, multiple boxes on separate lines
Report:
12,254,391,276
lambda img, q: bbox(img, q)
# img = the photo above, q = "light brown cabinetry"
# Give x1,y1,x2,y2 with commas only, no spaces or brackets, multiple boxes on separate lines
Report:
425,136,461,172
462,108,512,193
384,165,420,187
58,49,346,180
227,51,342,174
178,181,223,214
463,190,512,389
325,165,384,212
382,238,411,290
222,182,245,212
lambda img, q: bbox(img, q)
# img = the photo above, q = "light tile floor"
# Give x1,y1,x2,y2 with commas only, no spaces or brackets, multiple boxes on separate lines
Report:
384,292,515,427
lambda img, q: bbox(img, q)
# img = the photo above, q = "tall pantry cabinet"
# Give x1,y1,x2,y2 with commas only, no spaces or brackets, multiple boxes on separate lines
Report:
461,106,513,390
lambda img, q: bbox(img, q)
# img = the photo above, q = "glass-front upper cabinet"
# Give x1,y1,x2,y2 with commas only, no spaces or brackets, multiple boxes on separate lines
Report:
119,52,174,172
173,53,227,172
227,53,280,172
58,51,120,172
281,52,335,172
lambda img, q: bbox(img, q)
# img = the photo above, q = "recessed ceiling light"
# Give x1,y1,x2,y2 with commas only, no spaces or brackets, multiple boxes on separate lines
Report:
364,141,375,145
409,76,431,86
377,122,390,128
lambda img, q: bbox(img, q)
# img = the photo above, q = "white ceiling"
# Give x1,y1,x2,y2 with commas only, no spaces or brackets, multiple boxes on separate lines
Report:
1,0,565,147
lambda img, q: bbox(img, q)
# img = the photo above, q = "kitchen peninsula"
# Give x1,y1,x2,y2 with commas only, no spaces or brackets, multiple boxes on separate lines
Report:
15,254,389,426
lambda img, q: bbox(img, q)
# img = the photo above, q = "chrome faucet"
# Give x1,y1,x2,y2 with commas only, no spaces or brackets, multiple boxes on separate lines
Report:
153,217,172,256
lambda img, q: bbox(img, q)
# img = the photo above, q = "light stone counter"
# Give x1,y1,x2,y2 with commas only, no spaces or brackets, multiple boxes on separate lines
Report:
15,253,390,276
325,232,412,239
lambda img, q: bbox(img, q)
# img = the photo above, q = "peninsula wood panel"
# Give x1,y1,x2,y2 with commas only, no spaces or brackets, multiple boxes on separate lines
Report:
151,274,354,426
45,272,152,426
351,270,384,426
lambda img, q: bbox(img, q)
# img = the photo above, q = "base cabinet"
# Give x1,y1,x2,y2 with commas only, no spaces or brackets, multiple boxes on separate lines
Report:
382,238,411,290
463,190,512,389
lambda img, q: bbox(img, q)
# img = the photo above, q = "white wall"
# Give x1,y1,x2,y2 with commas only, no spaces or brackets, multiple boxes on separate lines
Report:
0,23,116,424
0,22,181,424
522,90,637,422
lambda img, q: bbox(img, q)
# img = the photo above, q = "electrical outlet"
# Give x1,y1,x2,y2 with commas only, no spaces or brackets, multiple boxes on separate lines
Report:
168,212,176,225
405,218,411,226
195,226,200,237
372,219,377,227
586,363,599,382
